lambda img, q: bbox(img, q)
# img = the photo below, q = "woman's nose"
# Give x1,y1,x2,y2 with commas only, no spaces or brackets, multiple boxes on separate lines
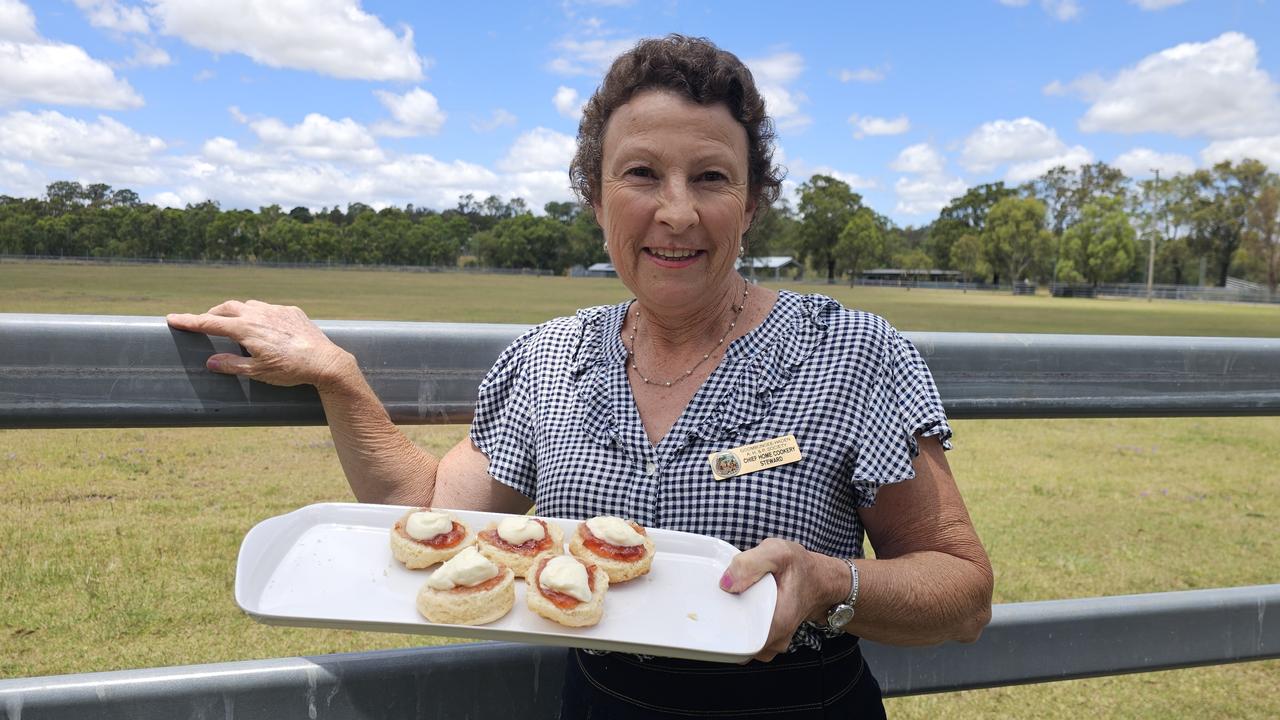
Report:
655,179,698,234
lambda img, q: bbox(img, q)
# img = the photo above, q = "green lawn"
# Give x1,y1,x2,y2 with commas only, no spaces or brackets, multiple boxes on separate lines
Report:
3,259,1279,335
1,260,1278,717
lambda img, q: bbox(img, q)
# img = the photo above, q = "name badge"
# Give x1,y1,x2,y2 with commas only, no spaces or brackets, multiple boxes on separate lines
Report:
708,434,802,480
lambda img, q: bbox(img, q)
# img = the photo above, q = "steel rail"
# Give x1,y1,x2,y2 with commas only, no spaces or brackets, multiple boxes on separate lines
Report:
1,584,1276,718
4,314,1280,428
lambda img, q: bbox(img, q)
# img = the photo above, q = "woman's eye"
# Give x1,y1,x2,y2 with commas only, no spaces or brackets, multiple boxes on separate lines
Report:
625,167,654,178
699,171,727,182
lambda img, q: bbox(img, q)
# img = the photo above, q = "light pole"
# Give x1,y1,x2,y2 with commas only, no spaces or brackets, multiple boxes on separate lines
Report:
1145,168,1160,302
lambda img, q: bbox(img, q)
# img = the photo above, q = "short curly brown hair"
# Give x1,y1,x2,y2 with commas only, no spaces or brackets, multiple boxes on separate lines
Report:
569,35,783,220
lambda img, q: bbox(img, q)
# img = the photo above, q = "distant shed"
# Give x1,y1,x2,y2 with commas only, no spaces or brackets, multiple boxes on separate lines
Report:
738,255,801,279
861,268,962,283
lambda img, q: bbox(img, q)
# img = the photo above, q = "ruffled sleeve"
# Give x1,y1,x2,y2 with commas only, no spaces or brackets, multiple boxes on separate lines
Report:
851,323,952,506
468,326,541,499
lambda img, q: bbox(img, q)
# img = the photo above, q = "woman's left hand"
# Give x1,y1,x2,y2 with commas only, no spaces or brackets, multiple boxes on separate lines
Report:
720,538,844,662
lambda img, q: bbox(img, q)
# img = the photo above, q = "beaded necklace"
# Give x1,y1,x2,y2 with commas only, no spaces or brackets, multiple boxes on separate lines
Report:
625,280,750,388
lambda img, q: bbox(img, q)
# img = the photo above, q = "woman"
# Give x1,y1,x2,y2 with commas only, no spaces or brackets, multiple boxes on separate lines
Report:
168,35,992,719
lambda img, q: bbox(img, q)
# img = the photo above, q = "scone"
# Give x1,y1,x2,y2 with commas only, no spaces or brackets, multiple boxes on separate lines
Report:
390,508,477,569
476,516,565,578
568,516,654,583
526,555,609,628
416,546,515,625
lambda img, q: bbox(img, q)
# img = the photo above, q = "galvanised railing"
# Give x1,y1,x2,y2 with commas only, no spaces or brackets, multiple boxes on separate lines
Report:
1,314,1277,718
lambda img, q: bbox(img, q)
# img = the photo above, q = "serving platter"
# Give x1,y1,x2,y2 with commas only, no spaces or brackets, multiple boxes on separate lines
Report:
235,502,777,663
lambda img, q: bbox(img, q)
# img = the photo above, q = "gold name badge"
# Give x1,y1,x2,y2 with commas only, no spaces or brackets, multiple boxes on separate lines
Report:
708,434,802,480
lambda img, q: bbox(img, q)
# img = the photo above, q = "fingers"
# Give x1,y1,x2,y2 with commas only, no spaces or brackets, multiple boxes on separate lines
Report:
726,539,814,663
206,353,255,375
720,538,789,594
165,312,240,338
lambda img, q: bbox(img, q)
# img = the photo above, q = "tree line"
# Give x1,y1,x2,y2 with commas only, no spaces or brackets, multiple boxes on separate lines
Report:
2,158,1278,294
765,158,1279,294
0,182,605,273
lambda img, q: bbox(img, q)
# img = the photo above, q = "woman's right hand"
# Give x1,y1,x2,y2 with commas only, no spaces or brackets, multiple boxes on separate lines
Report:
166,300,354,389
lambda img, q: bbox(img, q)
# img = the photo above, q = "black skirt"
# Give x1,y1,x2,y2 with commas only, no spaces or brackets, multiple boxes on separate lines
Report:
558,633,886,719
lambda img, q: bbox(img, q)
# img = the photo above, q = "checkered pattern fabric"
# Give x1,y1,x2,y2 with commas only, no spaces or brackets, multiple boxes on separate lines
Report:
470,290,952,651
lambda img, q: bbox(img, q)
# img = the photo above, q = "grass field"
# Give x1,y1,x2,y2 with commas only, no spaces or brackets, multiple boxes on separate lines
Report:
2,260,1278,717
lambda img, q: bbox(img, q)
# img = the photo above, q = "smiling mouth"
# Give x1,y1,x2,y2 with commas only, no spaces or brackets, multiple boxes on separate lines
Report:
645,248,704,261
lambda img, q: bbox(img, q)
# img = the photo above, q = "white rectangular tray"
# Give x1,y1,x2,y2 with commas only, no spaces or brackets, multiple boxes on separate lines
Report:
235,503,777,663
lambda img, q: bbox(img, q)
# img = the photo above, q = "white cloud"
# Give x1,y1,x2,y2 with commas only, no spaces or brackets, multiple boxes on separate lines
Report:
498,127,576,173
895,175,968,217
0,42,143,109
496,170,576,211
0,158,46,198
838,66,886,83
0,4,143,109
891,143,946,175
961,117,1091,179
245,113,385,165
470,108,517,133
1130,0,1188,9
998,0,1080,20
126,41,171,67
1042,0,1080,21
850,114,910,139
1005,145,1094,183
0,0,37,41
747,51,811,131
147,0,424,81
1063,32,1280,139
179,160,366,209
73,0,151,34
819,168,877,191
554,86,584,120
371,154,498,196
1201,135,1280,171
0,110,167,184
1112,147,1197,178
961,117,1062,170
787,158,878,192
548,36,634,76
372,87,446,137
888,142,965,217
150,190,184,207
201,136,273,168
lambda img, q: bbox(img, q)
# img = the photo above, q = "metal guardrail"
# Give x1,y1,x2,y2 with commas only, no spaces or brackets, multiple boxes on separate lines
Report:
2,585,1277,718
4,314,1280,428
2,313,1279,718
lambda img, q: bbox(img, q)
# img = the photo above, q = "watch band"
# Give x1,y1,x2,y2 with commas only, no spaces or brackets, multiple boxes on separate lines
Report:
824,557,861,631
842,557,859,608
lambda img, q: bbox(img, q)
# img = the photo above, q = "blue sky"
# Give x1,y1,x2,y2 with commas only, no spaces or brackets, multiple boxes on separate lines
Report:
2,0,1278,225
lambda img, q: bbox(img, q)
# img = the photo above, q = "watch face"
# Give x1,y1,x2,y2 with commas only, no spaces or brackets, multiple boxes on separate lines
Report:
828,604,854,629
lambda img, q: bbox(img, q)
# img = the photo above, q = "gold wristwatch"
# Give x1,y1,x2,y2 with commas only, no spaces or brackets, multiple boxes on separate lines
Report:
825,558,859,630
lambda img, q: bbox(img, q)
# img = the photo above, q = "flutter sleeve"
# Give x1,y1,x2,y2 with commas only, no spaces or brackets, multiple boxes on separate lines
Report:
468,327,541,499
850,324,953,506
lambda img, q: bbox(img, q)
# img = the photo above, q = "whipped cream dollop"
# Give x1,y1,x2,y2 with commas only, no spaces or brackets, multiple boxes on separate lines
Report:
405,510,454,540
538,556,592,602
427,547,499,590
586,516,643,546
497,516,546,545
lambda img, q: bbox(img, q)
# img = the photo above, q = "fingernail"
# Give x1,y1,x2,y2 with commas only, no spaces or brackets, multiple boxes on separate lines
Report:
207,358,222,371
719,572,733,590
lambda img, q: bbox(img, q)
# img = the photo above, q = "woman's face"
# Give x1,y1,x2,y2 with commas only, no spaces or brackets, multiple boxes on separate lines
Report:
595,90,754,314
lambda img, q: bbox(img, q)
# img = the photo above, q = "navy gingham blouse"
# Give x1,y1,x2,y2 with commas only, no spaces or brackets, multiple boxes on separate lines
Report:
469,290,952,650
